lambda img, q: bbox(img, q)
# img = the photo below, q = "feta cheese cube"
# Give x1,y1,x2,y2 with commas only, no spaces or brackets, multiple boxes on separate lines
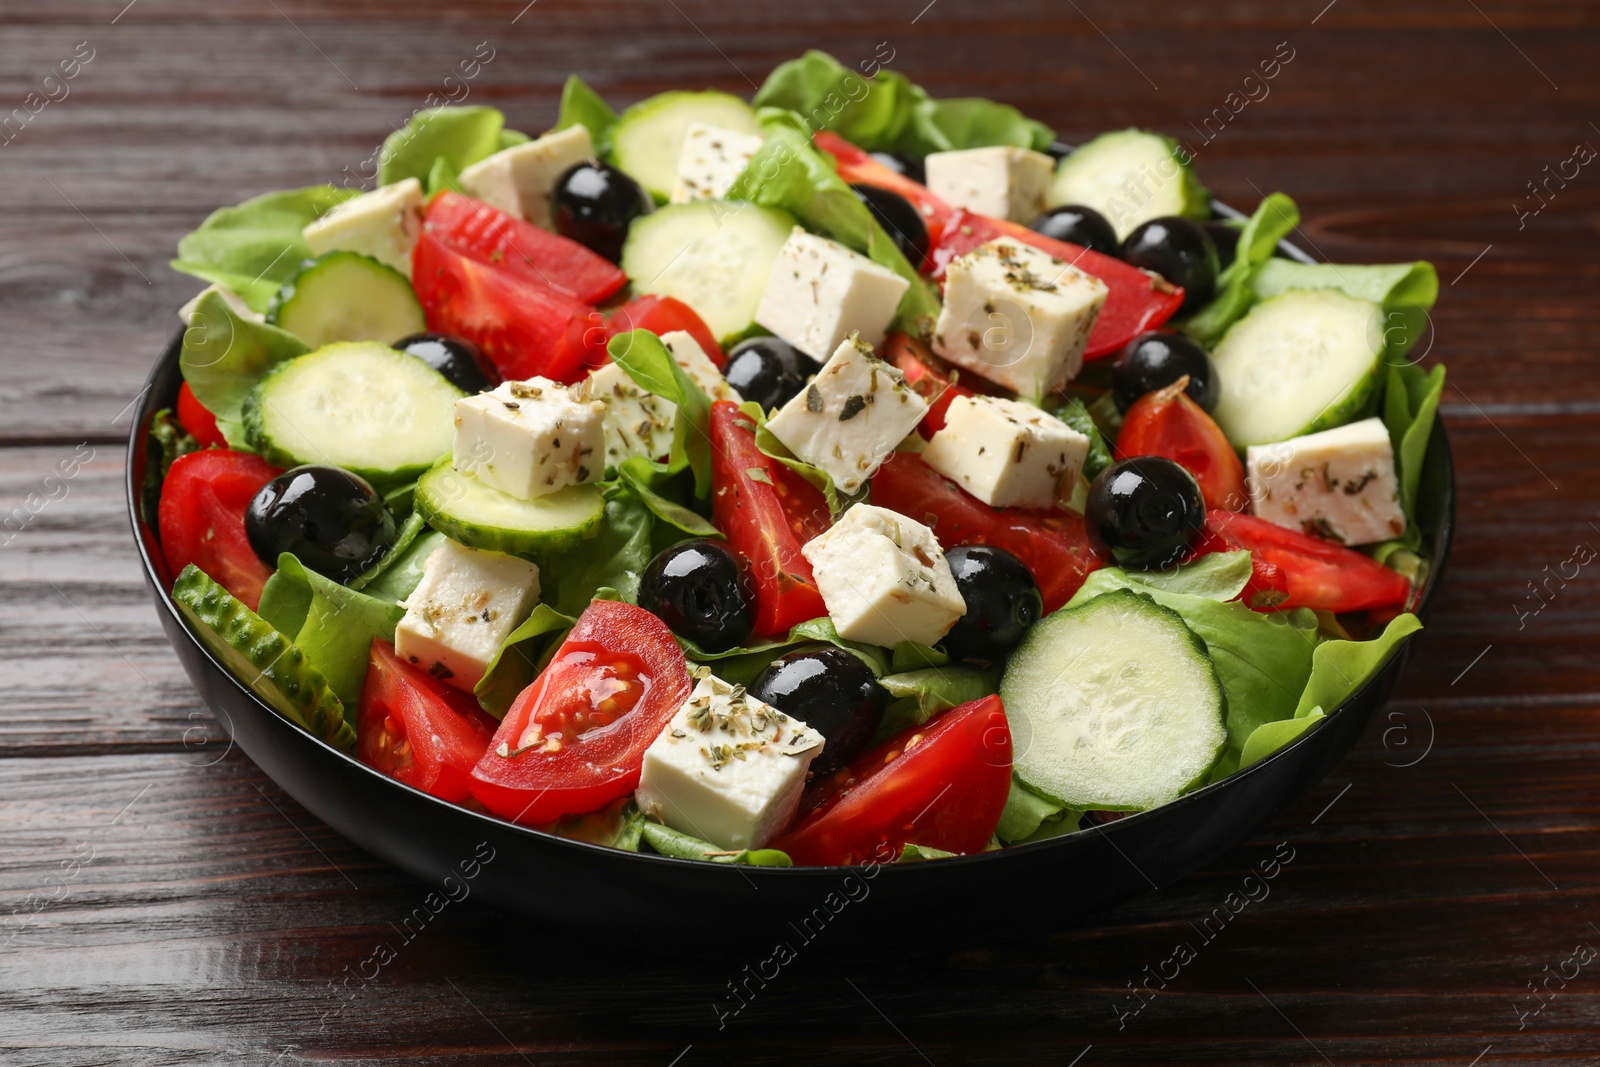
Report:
764,337,929,493
669,122,764,204
394,540,541,692
802,504,966,648
1246,416,1406,545
924,146,1055,223
452,377,605,500
458,125,593,230
302,178,424,278
576,361,677,468
178,284,263,325
659,330,740,402
636,673,825,850
921,395,1089,509
932,237,1109,399
753,228,911,361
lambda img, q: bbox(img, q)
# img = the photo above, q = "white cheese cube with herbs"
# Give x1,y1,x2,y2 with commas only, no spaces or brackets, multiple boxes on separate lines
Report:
452,377,605,500
924,145,1055,224
921,395,1089,509
659,329,740,402
458,125,593,230
764,337,928,493
669,122,764,205
753,228,911,361
636,673,825,851
802,504,966,648
394,540,541,693
1246,416,1406,545
932,237,1108,400
302,178,424,278
576,362,677,468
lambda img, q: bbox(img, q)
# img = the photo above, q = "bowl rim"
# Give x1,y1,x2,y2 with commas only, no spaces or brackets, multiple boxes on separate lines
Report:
128,200,1454,877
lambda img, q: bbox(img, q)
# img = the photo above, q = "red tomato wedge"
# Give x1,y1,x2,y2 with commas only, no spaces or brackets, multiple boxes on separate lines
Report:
773,695,1012,866
607,295,724,368
358,640,499,802
1202,510,1411,614
709,401,829,635
871,452,1101,612
412,231,606,384
469,601,691,824
883,332,978,438
176,382,225,449
814,131,955,250
1115,377,1248,512
423,191,627,304
929,209,1185,360
158,449,281,610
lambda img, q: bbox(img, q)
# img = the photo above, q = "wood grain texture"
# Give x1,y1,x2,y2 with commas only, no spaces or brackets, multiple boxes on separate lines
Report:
2,0,1599,1063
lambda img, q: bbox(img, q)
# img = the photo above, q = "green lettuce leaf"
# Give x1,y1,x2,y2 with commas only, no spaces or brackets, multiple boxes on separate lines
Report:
425,155,466,197
727,111,941,336
473,603,577,719
140,410,200,527
890,641,948,672
171,185,357,311
897,843,960,862
1379,361,1447,552
543,482,656,617
1239,707,1327,769
898,96,1054,156
680,616,889,687
536,798,644,851
995,777,1083,843
615,456,720,538
876,665,999,740
179,290,309,448
256,554,405,709
377,105,520,190
1294,613,1422,719
1052,397,1114,482
1181,192,1299,346
356,530,443,605
556,74,618,146
638,820,792,866
348,511,427,593
1118,550,1253,601
607,330,713,497
1247,258,1439,357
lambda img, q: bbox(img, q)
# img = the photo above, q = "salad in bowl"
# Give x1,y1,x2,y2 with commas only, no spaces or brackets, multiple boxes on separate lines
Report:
141,50,1447,872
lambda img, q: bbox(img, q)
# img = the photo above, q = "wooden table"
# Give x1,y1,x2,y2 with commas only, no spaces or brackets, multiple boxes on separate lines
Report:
3,1,1597,1062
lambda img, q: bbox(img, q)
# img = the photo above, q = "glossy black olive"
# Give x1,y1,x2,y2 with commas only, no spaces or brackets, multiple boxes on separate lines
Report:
868,150,925,185
1120,216,1219,315
852,183,929,267
245,465,397,582
1084,457,1207,570
942,545,1044,660
553,160,652,263
1204,220,1242,271
1113,330,1220,413
722,336,819,412
1030,205,1121,258
393,332,498,393
748,648,886,775
639,539,756,653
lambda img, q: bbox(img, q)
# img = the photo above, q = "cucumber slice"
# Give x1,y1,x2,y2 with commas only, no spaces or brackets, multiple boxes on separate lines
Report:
171,564,354,751
266,251,425,348
621,200,795,343
1000,588,1226,811
414,465,605,557
1209,288,1385,448
1048,129,1210,239
606,90,761,202
245,341,463,485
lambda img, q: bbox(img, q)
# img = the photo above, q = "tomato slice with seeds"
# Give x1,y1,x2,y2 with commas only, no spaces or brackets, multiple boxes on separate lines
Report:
158,448,281,610
773,695,1012,866
870,452,1101,613
423,191,628,305
709,400,829,636
358,640,499,802
1202,509,1411,615
469,601,691,825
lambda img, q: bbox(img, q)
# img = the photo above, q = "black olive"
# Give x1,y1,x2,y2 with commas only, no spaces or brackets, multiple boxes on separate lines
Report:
1120,216,1219,315
851,183,929,267
868,150,925,185
941,545,1044,660
245,465,397,582
638,539,755,653
393,332,498,393
723,336,820,412
552,160,652,263
1113,331,1220,413
1204,220,1242,272
1084,457,1206,570
1030,205,1121,258
748,648,886,775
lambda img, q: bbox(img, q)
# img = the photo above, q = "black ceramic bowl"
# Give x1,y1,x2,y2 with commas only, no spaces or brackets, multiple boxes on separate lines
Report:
129,208,1452,959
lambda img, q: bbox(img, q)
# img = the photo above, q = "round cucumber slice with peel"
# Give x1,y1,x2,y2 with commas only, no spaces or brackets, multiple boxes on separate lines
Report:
1048,129,1211,239
267,251,425,348
606,90,761,202
414,465,605,558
